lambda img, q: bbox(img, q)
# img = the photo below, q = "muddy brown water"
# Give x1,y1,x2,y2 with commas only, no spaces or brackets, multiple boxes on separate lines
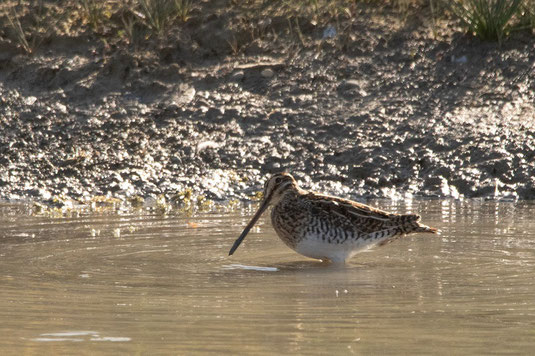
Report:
1,200,535,354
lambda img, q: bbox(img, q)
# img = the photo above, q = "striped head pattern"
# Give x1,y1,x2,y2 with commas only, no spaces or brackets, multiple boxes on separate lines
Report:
229,172,298,256
262,172,298,205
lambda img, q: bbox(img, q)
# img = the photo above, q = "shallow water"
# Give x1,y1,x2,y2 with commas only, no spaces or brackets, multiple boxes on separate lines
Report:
1,200,535,355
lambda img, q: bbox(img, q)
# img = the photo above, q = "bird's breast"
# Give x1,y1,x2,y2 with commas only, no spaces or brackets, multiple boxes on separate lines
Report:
270,199,308,249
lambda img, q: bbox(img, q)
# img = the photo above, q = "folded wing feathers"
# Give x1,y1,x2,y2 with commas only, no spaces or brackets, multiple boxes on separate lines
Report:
310,193,425,233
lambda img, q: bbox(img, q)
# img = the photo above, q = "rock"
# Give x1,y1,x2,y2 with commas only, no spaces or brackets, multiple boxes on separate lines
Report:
322,25,337,39
25,96,37,105
451,55,468,63
231,70,245,81
55,103,68,114
265,161,281,171
0,7,534,205
260,68,274,78
337,79,368,98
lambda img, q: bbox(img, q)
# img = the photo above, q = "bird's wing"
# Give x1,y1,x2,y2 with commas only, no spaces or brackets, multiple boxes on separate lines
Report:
304,192,420,234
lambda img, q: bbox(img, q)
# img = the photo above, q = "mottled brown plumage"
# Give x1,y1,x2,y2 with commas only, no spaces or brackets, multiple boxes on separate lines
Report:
229,172,438,263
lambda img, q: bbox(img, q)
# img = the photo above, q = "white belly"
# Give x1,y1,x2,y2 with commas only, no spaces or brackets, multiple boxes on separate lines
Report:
295,237,373,264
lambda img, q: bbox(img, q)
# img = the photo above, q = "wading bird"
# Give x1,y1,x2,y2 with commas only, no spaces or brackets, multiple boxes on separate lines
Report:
229,173,437,263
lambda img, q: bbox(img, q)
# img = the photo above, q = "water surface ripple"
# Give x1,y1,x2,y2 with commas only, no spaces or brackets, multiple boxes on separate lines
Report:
1,200,535,354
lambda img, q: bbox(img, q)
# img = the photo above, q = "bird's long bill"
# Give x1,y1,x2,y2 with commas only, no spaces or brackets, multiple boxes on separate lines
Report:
228,196,271,256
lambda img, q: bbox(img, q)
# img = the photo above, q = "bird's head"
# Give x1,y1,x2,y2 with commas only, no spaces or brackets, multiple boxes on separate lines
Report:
261,172,298,206
229,172,299,256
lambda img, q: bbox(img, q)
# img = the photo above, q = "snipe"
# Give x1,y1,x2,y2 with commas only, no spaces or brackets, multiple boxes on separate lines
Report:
229,173,438,263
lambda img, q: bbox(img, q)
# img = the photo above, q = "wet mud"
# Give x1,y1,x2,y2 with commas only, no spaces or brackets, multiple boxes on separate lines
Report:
1,3,534,205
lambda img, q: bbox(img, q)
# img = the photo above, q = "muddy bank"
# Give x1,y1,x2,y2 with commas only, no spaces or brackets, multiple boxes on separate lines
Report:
1,4,535,207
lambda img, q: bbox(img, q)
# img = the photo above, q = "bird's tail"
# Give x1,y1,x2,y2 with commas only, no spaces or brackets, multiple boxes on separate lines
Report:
375,220,438,245
412,223,439,234
395,214,439,234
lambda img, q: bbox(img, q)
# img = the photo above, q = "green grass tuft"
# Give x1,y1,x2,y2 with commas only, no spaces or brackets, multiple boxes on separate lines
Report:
448,0,523,42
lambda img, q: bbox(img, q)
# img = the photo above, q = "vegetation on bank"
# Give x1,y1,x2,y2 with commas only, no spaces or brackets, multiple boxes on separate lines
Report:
29,188,261,218
0,0,533,55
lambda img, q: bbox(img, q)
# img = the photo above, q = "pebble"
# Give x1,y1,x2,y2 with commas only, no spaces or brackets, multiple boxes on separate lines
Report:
55,103,68,114
337,79,368,97
231,70,244,81
0,31,533,206
25,96,37,105
261,68,274,78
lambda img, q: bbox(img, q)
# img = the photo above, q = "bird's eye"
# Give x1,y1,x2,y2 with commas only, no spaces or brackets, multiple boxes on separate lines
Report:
275,177,282,184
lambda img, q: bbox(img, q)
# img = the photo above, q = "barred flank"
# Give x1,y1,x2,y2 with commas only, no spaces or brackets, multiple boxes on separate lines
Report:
393,214,421,224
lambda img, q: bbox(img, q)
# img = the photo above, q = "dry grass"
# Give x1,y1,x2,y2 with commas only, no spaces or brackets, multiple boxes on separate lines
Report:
0,0,533,55
2,1,65,54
